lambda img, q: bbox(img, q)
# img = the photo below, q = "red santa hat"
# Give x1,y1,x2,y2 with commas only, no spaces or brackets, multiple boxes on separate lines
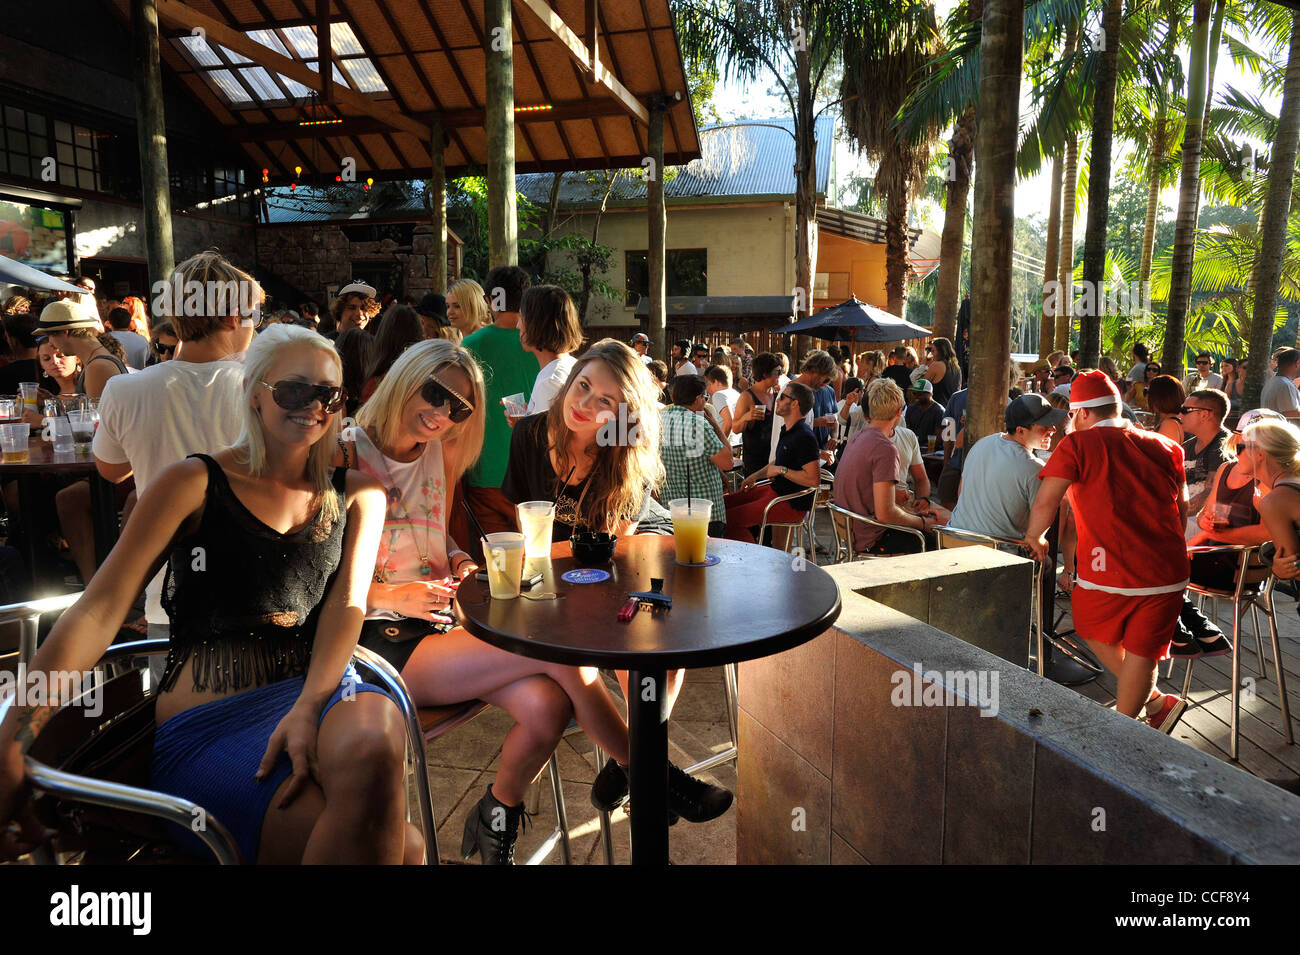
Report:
1069,369,1122,410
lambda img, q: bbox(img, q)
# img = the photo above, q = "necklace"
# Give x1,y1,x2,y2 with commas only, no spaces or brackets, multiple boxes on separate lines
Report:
372,443,437,581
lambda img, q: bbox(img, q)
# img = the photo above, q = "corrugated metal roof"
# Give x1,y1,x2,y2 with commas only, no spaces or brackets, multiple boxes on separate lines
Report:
516,116,836,207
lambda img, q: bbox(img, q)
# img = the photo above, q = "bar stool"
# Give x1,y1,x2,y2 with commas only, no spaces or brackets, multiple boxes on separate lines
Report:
1180,544,1294,761
359,645,577,866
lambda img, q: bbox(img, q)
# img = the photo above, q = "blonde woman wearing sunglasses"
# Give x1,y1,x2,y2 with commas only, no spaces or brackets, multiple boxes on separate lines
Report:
0,324,420,865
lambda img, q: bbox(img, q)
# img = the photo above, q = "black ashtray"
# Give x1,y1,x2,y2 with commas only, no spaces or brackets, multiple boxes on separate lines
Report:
569,530,617,563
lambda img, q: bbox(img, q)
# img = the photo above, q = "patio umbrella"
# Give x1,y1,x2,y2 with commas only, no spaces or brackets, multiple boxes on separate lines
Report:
782,295,931,343
0,255,83,295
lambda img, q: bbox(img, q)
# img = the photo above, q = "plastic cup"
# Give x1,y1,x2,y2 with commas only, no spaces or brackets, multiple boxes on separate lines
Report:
752,402,767,421
0,422,29,464
502,392,528,417
69,409,95,452
0,398,18,422
18,383,38,413
669,498,712,565
50,416,73,453
516,501,555,559
483,532,526,599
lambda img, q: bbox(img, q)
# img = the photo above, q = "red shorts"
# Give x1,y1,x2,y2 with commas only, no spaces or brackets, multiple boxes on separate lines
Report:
1069,587,1183,661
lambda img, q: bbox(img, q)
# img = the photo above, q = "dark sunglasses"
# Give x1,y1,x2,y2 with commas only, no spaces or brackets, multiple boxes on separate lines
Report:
260,380,345,414
152,340,176,356
421,375,474,423
1178,405,1209,414
1195,359,1212,365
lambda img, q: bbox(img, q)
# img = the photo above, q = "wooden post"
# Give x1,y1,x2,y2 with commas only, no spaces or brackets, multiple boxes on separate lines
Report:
647,99,666,361
131,0,175,302
485,0,518,267
430,116,448,293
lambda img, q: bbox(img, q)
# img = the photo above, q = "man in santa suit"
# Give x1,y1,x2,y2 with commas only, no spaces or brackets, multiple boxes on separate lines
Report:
1023,370,1190,733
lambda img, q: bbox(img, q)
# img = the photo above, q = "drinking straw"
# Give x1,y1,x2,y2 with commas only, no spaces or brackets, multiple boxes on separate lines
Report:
685,453,692,515
461,498,488,543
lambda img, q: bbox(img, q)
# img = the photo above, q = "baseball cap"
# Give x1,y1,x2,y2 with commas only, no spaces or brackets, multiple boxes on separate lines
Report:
1234,408,1286,433
911,379,933,394
1051,364,1074,378
631,332,650,345
1005,393,1068,433
338,281,377,299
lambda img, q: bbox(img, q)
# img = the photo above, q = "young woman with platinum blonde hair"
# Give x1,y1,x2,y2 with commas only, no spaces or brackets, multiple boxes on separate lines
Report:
0,323,421,865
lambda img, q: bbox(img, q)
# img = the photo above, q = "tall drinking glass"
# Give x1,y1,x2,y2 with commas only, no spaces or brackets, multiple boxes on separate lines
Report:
0,423,29,464
516,501,556,559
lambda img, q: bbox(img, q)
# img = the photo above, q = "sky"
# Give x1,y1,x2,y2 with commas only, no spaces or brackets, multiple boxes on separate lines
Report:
705,1,1285,253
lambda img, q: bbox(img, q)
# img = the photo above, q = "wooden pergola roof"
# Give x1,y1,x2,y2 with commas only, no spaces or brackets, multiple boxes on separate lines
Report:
106,0,700,183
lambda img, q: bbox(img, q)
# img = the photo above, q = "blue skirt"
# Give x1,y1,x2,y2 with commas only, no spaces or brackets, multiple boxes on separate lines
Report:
150,665,391,863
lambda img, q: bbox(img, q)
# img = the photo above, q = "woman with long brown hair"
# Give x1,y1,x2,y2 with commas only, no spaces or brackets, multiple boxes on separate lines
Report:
924,336,962,405
1146,374,1187,444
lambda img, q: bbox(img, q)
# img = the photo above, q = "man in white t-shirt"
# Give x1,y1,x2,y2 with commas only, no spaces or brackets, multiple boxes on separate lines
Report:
704,364,742,447
1260,348,1300,419
93,251,257,635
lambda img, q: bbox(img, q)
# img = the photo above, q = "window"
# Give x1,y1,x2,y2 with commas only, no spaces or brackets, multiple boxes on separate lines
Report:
625,249,708,307
0,104,118,195
172,21,389,109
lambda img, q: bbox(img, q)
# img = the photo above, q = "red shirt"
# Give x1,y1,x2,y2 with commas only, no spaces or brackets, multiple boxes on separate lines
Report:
1039,418,1189,595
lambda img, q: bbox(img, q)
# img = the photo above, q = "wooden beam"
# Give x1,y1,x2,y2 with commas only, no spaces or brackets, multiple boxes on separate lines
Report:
316,0,332,102
155,0,427,138
647,99,666,360
430,116,447,293
585,0,598,72
515,0,649,125
486,0,518,266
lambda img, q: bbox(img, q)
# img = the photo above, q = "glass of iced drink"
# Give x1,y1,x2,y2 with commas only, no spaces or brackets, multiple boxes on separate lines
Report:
482,532,526,599
516,501,556,559
0,423,30,464
669,498,712,565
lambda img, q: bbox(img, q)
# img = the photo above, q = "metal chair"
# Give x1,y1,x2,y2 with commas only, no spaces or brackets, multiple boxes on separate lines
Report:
1180,544,1294,761
351,645,576,866
936,526,1044,675
757,487,819,555
825,502,926,562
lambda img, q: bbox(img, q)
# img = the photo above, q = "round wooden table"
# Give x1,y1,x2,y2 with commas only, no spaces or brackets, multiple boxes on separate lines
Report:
0,436,119,584
454,535,841,865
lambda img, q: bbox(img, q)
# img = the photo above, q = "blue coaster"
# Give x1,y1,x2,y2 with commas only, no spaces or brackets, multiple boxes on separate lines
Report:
701,554,721,566
562,568,611,584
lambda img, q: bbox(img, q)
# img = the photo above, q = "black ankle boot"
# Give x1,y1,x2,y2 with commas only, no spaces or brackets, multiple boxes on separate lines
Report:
461,785,531,865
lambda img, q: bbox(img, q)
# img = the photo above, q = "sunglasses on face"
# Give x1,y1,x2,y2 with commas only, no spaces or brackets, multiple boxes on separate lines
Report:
1196,360,1212,366
421,373,474,423
260,380,345,414
152,341,176,356
1178,405,1210,415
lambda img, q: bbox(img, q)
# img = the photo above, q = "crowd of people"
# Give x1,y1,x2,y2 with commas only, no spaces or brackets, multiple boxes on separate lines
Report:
4,249,1300,864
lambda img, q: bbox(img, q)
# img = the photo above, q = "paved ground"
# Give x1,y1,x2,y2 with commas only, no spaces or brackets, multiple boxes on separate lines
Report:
422,511,1300,864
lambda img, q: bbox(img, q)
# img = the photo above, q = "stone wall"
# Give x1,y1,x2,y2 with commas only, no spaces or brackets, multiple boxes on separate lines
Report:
255,222,458,305
736,553,1300,864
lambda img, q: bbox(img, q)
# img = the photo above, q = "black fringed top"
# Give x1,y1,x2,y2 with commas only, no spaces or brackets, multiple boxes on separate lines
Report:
158,453,349,694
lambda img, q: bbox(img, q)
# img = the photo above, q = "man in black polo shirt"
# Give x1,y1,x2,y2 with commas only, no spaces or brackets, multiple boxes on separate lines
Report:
1181,388,1233,515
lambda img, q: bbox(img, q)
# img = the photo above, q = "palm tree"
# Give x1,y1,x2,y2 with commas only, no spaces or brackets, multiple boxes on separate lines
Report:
840,1,944,318
1244,9,1300,407
675,0,867,328
1077,0,1124,369
967,0,1024,446
1159,0,1215,378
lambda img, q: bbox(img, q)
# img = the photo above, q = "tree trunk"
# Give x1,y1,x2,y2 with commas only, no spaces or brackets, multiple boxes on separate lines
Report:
1244,12,1300,408
884,165,910,317
967,0,1023,447
1078,0,1123,369
1160,0,1213,379
1040,154,1063,358
933,107,975,340
1139,109,1165,285
793,48,818,363
131,0,175,295
1053,26,1080,356
485,0,518,266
